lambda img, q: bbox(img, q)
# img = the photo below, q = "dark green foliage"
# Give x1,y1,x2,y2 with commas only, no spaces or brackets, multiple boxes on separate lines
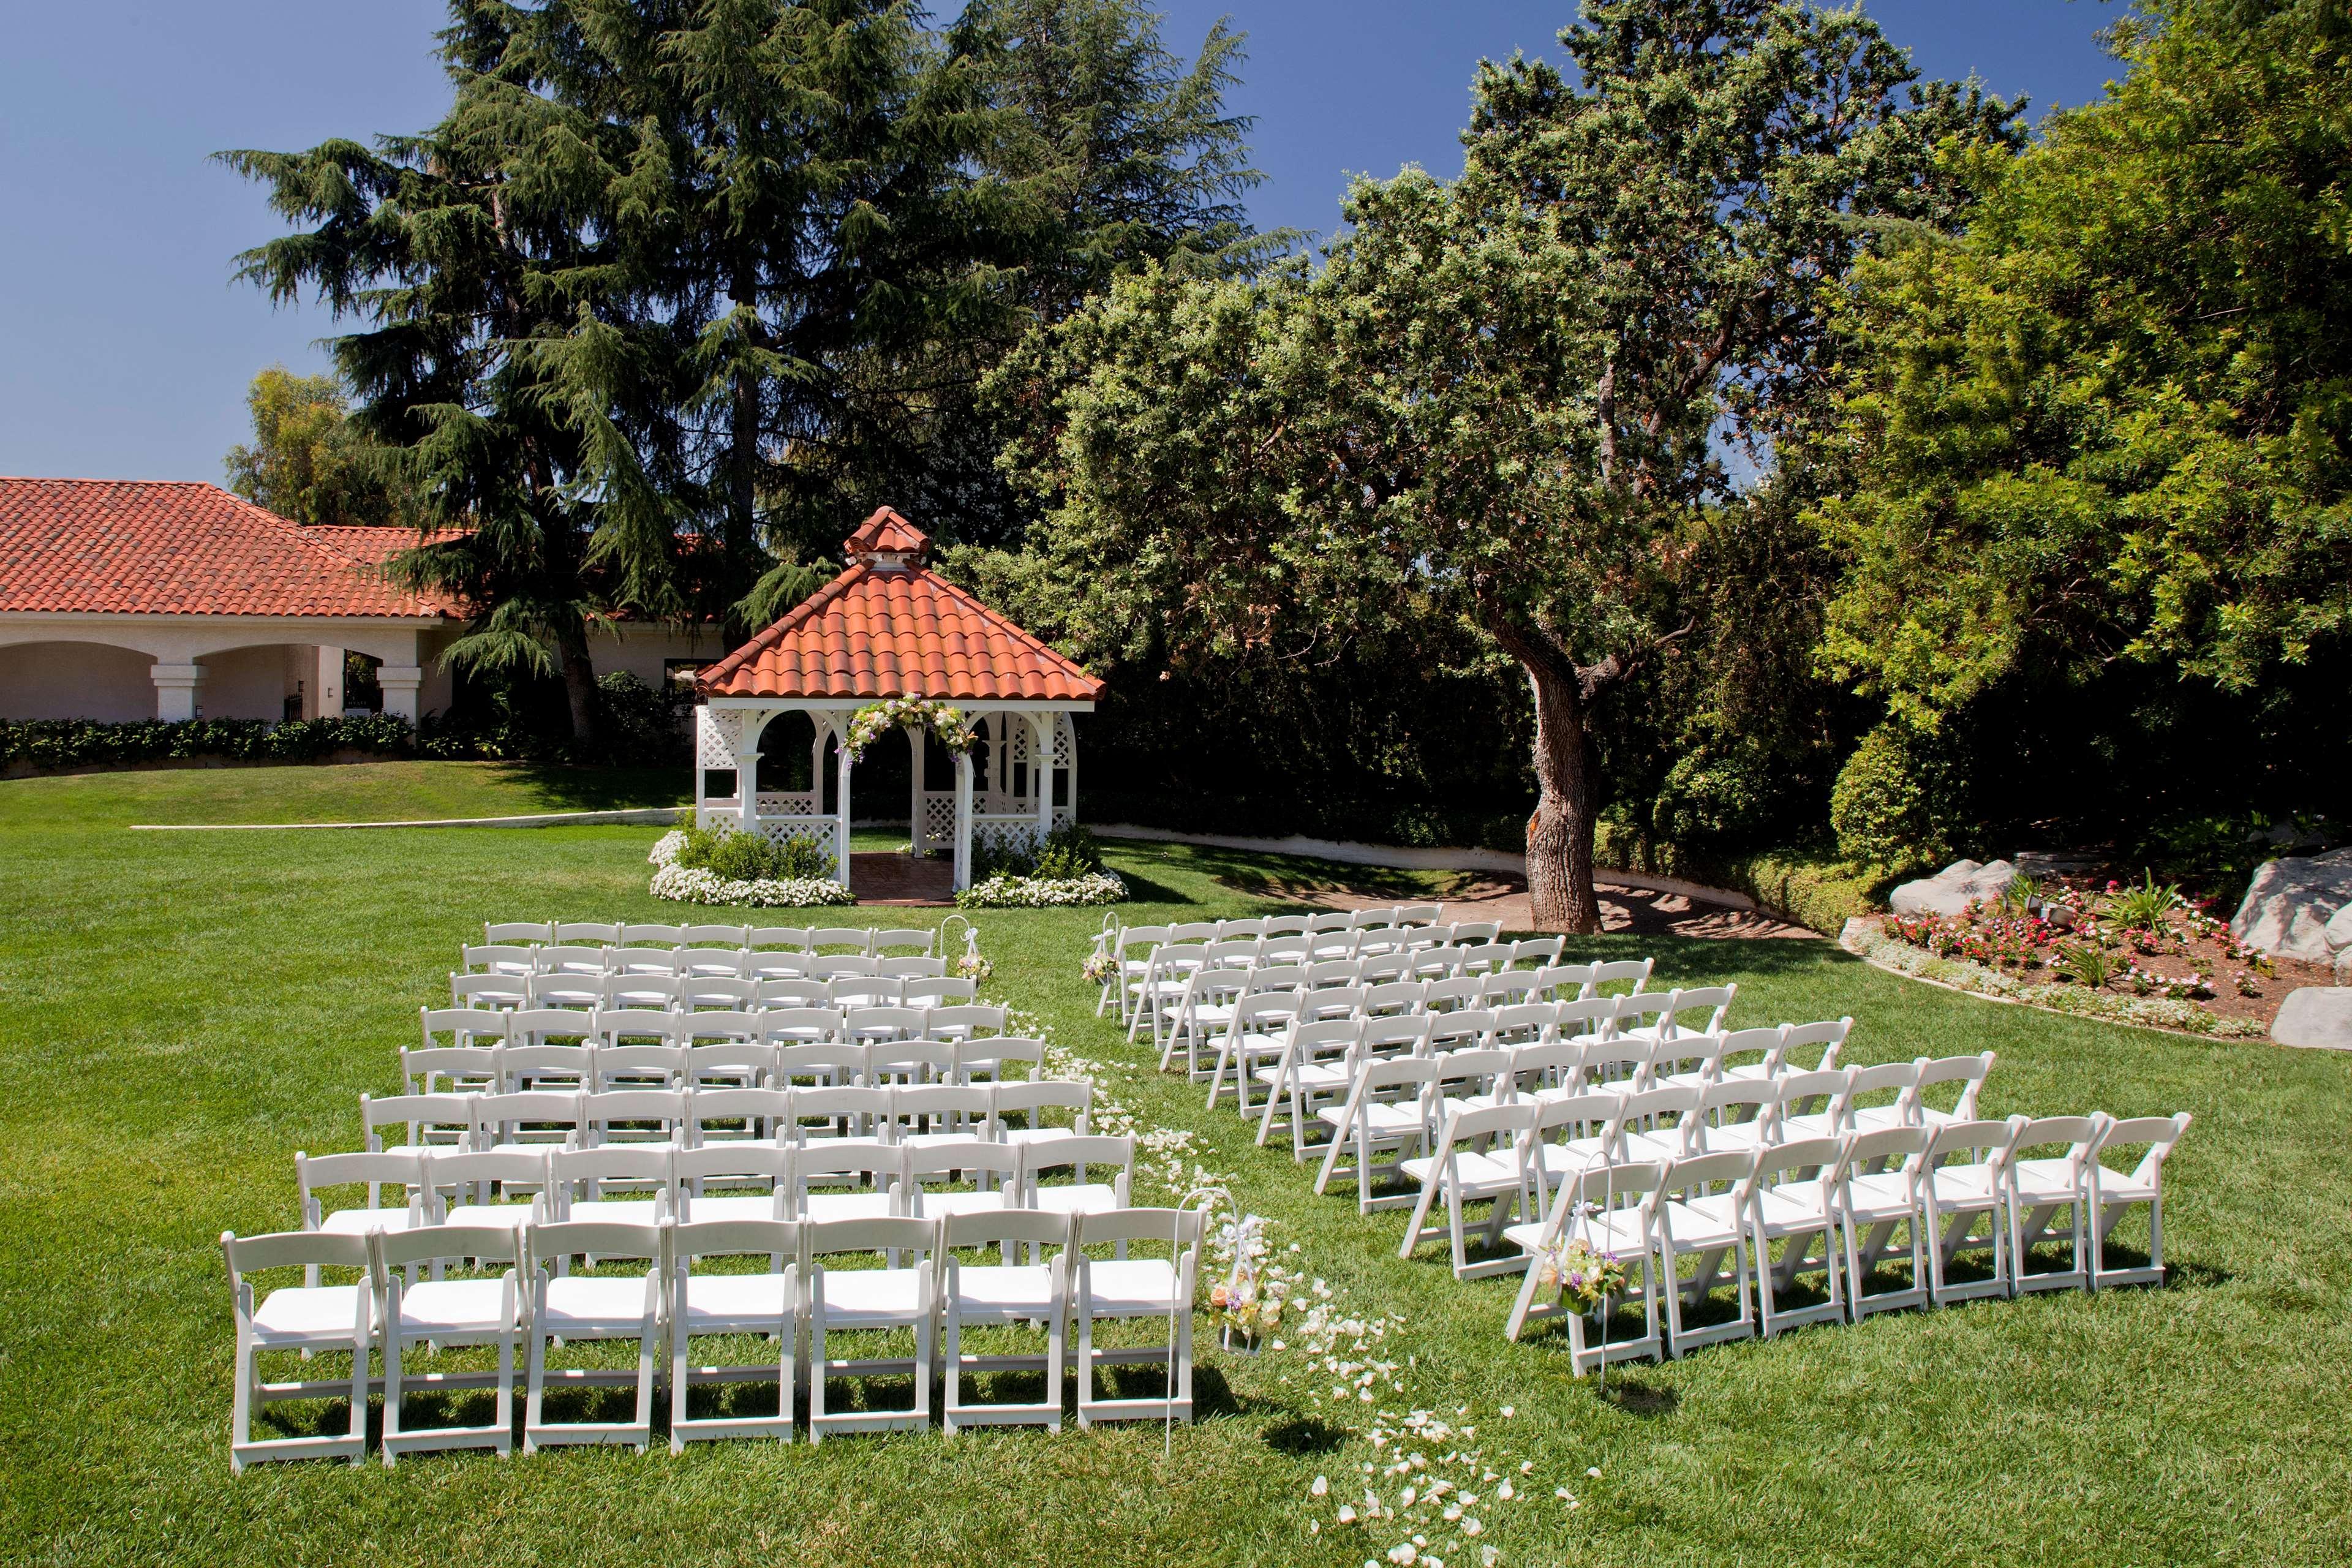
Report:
973,819,1104,880
589,673,690,770
0,715,417,772
1830,723,1972,873
676,821,834,881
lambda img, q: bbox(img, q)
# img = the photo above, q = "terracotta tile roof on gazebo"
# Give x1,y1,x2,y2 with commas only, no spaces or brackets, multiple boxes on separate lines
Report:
697,508,1103,702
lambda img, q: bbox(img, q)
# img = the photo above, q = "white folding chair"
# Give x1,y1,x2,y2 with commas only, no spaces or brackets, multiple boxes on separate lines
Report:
804,1215,941,1441
1502,1160,1665,1371
905,976,980,1009
2087,1112,2193,1289
521,1218,665,1452
1253,1017,1366,1155
220,1229,374,1471
1072,1207,1202,1428
1398,1099,1538,1280
1201,992,1300,1107
546,1145,675,1227
295,1149,431,1253
374,1223,525,1463
2006,1115,2103,1294
552,921,618,946
668,1217,799,1450
988,1080,1093,1148
748,924,814,952
1838,1126,1932,1319
1314,1057,1441,1214
954,1033,1042,1085
872,927,935,957
1655,1149,1758,1355
1687,1076,1781,1155
1921,1117,2025,1305
941,1209,1072,1433
1615,1084,1702,1163
431,1148,551,1234
1517,1091,1624,1218
361,1091,476,1153
1022,1135,1135,1221
1746,1135,1852,1336
671,1142,788,1223
618,922,687,949
486,920,554,946
453,971,529,1010
808,925,877,956
1912,1052,1997,1131
755,979,831,1011
903,1138,1019,1219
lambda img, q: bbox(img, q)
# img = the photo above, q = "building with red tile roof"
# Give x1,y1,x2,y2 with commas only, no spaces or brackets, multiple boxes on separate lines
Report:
693,507,1102,894
0,477,722,723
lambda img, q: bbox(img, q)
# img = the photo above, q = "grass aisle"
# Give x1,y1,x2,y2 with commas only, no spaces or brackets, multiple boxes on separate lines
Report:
1,765,2346,1567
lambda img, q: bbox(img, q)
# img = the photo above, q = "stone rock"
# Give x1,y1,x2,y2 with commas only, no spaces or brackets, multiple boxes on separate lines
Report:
2230,848,2352,966
2043,902,2081,930
1890,859,2017,917
2013,851,2097,880
2271,987,2352,1051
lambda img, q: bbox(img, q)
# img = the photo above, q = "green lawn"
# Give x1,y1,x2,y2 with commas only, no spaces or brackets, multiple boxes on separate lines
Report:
1,764,2346,1567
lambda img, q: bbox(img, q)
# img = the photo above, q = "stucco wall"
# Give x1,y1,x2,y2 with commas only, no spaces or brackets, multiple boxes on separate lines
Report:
0,641,156,721
196,644,306,721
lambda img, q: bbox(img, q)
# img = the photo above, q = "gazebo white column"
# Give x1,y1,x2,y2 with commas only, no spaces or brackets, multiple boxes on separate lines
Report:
1031,710,1054,843
952,748,975,891
905,722,927,854
733,744,763,835
834,732,855,893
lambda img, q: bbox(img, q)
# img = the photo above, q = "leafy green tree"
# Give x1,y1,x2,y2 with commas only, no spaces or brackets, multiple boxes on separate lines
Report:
1815,0,2352,848
224,364,418,528
998,0,2016,930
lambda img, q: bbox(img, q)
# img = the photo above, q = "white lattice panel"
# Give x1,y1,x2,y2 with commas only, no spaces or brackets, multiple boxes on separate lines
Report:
756,792,820,818
758,820,832,849
695,706,744,769
922,793,957,844
1052,712,1074,766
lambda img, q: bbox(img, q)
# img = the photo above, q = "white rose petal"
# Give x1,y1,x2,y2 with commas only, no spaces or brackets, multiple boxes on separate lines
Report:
1401,1487,1417,1509
1499,1405,1514,1417
1389,1545,1418,1566
1586,1466,1602,1479
1496,1482,1514,1501
1313,1476,1330,1497
1338,1506,1358,1525
1481,1547,1501,1568
1519,1461,1534,1474
1463,1519,1484,1537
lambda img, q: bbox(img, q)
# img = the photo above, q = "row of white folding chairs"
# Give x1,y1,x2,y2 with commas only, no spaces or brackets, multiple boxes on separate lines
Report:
451,971,977,1011
1306,1044,1989,1200
1129,939,1579,1049
222,1202,1202,1468
484,921,939,955
301,1133,1138,1240
423,1003,1007,1056
464,946,951,980
1111,925,1518,1027
1197,986,1744,1113
361,1080,1096,1155
406,1033,1046,1097
1472,1110,2194,1374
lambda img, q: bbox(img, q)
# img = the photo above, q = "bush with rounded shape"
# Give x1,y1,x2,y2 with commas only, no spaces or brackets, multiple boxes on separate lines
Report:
1831,723,1967,872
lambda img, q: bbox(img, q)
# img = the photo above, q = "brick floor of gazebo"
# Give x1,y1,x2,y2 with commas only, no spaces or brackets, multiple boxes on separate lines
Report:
848,851,955,906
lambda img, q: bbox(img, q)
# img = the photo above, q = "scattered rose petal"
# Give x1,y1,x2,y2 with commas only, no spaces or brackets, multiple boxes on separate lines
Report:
1463,1519,1484,1537
1586,1467,1602,1479
1496,1482,1514,1501
1388,1545,1418,1566
1481,1548,1501,1568
1313,1476,1330,1498
1338,1506,1358,1525
1499,1405,1514,1418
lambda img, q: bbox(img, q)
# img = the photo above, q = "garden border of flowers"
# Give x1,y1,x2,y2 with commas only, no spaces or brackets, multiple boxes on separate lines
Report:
646,827,853,908
1838,919,2267,1039
954,870,1128,908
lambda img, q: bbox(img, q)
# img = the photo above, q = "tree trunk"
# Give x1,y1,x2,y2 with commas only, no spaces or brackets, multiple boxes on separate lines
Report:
562,640,600,746
1498,632,1604,935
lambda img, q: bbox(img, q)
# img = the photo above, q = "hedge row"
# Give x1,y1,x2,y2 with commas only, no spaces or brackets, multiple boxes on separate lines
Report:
1594,823,1897,935
0,715,418,771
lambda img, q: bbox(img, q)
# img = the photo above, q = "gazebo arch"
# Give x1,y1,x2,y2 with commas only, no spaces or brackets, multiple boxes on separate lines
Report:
691,507,1102,895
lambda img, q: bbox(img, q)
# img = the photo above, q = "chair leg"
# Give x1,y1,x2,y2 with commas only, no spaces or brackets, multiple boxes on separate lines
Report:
1074,1302,1095,1430
1045,1300,1065,1433
230,1332,255,1472
493,1330,514,1457
632,1316,657,1452
383,1330,405,1467
1399,1169,1441,1262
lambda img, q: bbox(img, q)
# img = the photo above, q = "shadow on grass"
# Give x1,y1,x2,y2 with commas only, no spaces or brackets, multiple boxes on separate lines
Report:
1260,1413,1352,1455
490,763,690,812
1594,1376,1678,1417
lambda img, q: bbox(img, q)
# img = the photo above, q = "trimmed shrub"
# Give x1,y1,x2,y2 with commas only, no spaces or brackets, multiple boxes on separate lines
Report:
674,821,835,882
0,714,415,772
1830,722,1969,873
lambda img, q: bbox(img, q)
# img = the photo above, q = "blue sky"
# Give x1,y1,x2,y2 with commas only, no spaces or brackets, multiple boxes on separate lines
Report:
0,2,2125,484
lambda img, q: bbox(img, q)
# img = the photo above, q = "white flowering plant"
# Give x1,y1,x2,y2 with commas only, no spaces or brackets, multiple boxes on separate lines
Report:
842,696,974,761
647,829,853,907
955,870,1127,908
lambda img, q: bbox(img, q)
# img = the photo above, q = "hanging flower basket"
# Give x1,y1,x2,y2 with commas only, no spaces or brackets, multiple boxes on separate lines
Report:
842,696,976,761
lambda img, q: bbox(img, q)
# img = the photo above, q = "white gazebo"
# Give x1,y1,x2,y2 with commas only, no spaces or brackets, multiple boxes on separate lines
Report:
691,507,1103,895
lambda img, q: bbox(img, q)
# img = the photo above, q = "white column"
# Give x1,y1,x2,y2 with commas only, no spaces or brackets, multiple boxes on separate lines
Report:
952,750,975,890
314,646,345,718
733,747,763,835
152,663,203,722
1031,711,1053,842
907,722,926,853
835,734,855,892
379,665,423,722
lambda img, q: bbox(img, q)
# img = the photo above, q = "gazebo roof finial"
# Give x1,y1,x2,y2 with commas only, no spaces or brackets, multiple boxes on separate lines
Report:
843,505,929,572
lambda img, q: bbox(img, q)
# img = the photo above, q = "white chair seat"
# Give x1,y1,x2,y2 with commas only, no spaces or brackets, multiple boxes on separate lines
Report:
801,1191,895,1223
2094,1174,2158,1205
538,1276,654,1333
251,1284,373,1343
1001,1127,1082,1148
317,1209,423,1237
560,1197,668,1225
1928,1167,2002,1208
1505,1209,1648,1257
1030,1183,1119,1215
1621,1129,1686,1163
1083,1259,1183,1314
1701,1120,1774,1152
1529,1140,1614,1185
816,1269,925,1325
1399,1150,1521,1196
443,1204,537,1230
679,1273,791,1330
1317,1102,1425,1137
1659,1194,1743,1251
1778,1112,1840,1140
1843,1172,1917,1223
1849,1106,1909,1133
398,1278,515,1335
1753,1185,1834,1237
951,1265,1058,1316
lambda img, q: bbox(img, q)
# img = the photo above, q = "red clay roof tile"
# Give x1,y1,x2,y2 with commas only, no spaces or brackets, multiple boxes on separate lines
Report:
0,478,459,619
698,514,1102,702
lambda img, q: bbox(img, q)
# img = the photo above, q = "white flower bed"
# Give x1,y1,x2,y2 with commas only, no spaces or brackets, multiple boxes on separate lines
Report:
646,829,853,908
954,870,1127,908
